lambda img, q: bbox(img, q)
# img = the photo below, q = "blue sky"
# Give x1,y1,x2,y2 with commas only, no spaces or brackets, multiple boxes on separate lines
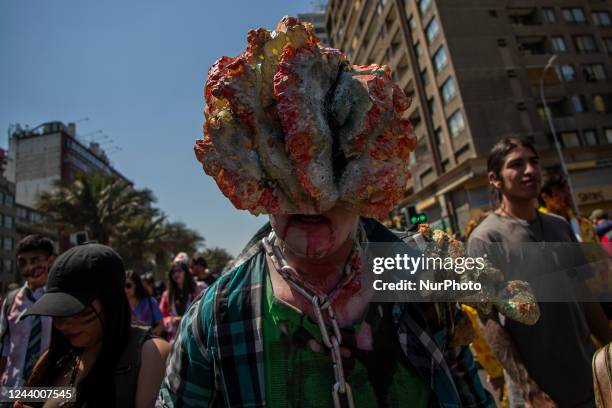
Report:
0,0,317,256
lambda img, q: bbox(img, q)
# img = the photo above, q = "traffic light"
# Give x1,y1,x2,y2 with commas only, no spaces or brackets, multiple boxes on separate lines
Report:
406,206,427,225
410,213,428,224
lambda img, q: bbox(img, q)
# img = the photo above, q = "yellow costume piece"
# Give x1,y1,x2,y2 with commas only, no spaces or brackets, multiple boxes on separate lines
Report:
460,305,503,379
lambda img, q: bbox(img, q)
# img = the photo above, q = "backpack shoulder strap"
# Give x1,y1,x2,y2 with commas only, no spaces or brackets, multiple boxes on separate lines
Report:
114,325,151,408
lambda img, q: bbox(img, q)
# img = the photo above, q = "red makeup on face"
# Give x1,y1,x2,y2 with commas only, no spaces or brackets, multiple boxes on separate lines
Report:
270,205,359,260
17,250,51,289
54,301,104,348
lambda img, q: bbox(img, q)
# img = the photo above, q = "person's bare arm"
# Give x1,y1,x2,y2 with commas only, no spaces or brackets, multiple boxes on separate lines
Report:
582,302,612,345
135,337,171,408
480,317,556,407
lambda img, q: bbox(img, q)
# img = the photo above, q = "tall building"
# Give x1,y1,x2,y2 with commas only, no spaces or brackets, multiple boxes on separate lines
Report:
298,11,331,45
0,149,18,289
6,121,129,208
326,0,612,233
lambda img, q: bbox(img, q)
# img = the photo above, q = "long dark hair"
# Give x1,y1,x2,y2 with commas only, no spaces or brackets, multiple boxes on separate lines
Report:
486,137,538,209
27,277,131,407
126,270,149,301
168,262,196,316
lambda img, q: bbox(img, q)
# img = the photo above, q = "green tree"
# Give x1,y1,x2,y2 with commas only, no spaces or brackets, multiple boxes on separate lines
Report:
113,212,166,273
202,247,233,275
113,215,205,275
37,172,154,245
36,172,204,276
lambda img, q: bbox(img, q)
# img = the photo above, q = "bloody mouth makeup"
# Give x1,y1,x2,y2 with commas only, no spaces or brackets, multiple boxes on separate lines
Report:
275,214,336,259
270,205,359,261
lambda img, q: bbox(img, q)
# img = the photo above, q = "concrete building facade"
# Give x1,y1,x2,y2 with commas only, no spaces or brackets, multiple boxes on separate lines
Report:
0,150,18,290
326,0,612,233
298,11,331,45
6,121,129,208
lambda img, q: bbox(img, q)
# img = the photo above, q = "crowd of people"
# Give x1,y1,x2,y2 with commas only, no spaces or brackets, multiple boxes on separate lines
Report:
0,237,222,407
2,14,612,407
0,143,609,407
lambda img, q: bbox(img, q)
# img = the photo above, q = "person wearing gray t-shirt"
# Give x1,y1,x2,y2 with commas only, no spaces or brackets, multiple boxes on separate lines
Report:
467,137,611,408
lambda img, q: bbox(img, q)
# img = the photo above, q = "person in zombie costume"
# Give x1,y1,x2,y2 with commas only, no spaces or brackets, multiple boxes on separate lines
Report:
157,17,495,408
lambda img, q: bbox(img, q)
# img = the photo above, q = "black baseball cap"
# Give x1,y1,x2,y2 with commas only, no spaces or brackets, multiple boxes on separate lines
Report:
22,243,125,318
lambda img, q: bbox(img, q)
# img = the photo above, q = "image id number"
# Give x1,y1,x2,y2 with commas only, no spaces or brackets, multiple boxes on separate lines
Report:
0,387,76,402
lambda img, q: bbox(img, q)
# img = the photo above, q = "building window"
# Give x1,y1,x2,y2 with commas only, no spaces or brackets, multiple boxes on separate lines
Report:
517,36,547,55
3,216,13,229
557,64,576,82
605,38,612,53
448,110,465,137
574,35,597,53
593,94,612,113
605,128,612,144
551,36,567,52
3,237,13,251
16,207,26,220
508,8,540,26
435,127,444,145
583,64,607,81
583,129,598,146
415,41,423,57
5,195,14,208
570,95,587,113
542,8,556,23
432,46,448,73
418,0,432,16
428,97,436,114
592,11,612,27
420,168,433,186
408,16,417,31
440,77,456,104
561,131,580,147
0,192,4,205
408,151,416,165
425,17,440,44
3,260,11,275
562,7,586,24
420,69,430,86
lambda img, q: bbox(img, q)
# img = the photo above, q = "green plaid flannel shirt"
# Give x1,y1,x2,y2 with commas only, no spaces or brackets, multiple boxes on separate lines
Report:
157,219,494,408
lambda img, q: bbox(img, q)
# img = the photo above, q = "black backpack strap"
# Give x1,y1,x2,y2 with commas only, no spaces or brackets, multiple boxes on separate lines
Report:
0,289,20,356
114,325,152,408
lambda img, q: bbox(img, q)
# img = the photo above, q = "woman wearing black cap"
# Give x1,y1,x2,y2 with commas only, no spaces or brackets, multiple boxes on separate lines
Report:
16,243,170,408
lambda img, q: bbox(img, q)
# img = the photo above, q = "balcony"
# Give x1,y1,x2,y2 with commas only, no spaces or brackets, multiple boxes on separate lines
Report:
507,7,541,26
517,36,548,56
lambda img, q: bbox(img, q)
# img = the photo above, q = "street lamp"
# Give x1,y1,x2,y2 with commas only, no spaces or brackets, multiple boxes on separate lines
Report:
539,54,580,215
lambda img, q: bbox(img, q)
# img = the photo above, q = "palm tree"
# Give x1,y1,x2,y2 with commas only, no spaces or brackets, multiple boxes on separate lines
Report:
36,172,155,245
37,172,206,276
202,247,233,275
113,212,167,273
113,214,204,274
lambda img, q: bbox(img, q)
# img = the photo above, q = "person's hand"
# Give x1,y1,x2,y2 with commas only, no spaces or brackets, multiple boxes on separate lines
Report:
525,391,557,408
171,316,182,325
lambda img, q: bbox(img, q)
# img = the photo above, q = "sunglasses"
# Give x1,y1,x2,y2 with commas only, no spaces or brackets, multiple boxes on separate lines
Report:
125,282,134,289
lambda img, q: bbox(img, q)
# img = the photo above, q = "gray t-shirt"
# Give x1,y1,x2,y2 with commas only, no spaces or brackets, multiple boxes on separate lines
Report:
467,211,595,408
